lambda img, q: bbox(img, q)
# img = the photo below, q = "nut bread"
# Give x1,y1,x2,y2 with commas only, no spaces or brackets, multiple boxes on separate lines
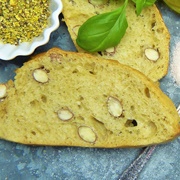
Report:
0,48,179,147
61,0,170,82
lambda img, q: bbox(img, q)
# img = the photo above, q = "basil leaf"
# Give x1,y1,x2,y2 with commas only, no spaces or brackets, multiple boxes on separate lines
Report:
132,0,156,15
76,0,128,52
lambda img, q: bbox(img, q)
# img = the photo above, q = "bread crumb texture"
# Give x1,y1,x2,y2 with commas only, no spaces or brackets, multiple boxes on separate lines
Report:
0,48,179,147
62,0,170,82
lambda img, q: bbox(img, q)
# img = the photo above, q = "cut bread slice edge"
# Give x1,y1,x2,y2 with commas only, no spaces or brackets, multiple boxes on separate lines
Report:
0,48,179,147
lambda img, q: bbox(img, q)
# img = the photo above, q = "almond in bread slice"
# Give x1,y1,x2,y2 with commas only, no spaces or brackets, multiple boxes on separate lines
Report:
61,0,170,82
0,48,179,147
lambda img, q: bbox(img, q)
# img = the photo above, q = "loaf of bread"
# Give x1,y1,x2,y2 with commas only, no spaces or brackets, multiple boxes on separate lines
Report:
61,0,170,82
0,48,179,147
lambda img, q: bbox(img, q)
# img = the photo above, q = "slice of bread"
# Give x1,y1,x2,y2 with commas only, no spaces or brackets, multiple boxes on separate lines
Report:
61,0,170,82
0,48,179,147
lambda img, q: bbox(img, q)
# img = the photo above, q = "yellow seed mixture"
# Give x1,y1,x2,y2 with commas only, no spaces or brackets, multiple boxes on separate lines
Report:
0,0,50,45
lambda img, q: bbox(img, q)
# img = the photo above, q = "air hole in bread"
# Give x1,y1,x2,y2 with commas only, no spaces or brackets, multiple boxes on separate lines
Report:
38,65,45,69
103,94,108,98
89,71,95,75
98,52,103,56
125,119,138,127
130,105,135,110
79,95,84,100
30,100,39,106
144,87,150,98
76,96,84,108
40,67,50,73
152,13,155,18
84,62,96,74
72,68,79,73
37,65,50,73
41,95,47,103
78,116,85,121
151,21,156,30
31,131,36,135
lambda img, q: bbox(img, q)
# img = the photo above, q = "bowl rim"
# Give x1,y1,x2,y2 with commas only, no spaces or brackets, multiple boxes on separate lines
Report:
0,0,63,61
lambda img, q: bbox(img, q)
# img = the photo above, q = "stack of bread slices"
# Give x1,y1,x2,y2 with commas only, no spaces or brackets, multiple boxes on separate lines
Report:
0,1,179,147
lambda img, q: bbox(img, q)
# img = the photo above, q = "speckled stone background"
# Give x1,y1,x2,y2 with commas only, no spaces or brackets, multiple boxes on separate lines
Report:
0,1,180,180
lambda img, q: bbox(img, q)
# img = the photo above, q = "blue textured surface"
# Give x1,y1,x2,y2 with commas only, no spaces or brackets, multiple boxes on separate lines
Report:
0,2,180,179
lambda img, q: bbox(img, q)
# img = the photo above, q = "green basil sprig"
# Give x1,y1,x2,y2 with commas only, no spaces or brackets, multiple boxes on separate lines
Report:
76,0,128,52
132,0,157,15
76,0,157,53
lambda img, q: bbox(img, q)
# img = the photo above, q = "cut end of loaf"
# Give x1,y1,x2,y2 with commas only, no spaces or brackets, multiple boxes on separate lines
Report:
0,48,179,147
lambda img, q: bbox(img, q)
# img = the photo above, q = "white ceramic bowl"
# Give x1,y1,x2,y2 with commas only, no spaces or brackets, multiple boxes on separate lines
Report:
0,0,63,61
